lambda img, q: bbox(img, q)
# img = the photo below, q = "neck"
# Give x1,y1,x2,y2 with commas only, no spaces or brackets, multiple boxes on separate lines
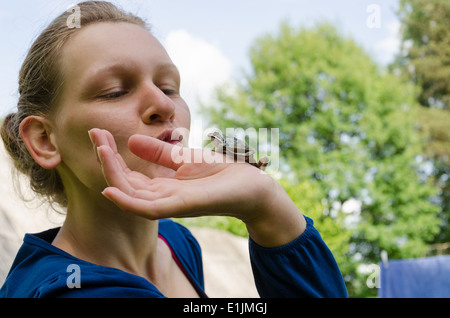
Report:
53,186,159,279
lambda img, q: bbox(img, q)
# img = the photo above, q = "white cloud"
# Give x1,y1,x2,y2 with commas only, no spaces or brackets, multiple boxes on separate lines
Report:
374,20,401,65
164,29,232,118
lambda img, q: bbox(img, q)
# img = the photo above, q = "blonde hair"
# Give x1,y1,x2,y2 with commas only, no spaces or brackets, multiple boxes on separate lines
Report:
1,1,149,208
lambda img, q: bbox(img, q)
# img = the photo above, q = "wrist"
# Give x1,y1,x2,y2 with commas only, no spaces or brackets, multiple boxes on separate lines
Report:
244,177,306,248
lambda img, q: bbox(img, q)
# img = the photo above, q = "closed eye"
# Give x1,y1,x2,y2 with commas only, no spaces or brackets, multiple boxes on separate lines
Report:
160,88,178,96
98,91,128,100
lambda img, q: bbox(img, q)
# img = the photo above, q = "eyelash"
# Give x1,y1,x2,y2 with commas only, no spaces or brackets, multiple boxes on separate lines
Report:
98,86,178,100
161,88,177,96
99,91,128,100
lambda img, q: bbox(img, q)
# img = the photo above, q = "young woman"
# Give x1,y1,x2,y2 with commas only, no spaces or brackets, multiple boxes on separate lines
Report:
0,1,347,298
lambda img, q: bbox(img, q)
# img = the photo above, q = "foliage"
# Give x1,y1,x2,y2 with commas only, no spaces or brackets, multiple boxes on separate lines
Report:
277,179,353,275
393,0,450,243
395,0,450,109
415,107,450,237
176,215,248,238
202,21,442,297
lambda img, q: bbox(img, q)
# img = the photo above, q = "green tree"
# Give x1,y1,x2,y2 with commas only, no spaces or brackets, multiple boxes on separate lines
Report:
278,179,353,279
202,21,441,297
394,0,450,243
395,0,450,109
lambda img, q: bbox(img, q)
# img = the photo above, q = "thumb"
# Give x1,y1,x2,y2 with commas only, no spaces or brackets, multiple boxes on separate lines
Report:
128,134,194,171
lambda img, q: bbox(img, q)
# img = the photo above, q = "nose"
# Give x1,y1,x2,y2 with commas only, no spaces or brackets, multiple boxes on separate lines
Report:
140,84,176,124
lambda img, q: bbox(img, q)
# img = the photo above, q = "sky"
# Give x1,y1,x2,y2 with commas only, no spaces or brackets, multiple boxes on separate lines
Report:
0,0,401,123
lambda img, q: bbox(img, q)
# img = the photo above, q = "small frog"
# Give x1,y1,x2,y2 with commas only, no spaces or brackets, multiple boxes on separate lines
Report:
208,131,269,170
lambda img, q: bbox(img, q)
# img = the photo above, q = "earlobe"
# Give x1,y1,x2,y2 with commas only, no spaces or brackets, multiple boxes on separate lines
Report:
19,116,61,170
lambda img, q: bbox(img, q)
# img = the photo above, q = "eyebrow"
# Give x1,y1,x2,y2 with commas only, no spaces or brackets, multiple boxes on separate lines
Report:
154,63,181,82
87,62,137,80
90,62,179,78
156,63,180,74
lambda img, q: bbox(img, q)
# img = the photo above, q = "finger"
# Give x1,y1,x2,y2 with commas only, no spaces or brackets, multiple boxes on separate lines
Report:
113,148,132,173
104,129,119,153
89,128,107,147
128,134,193,171
89,129,125,173
128,134,229,173
89,128,118,152
88,129,102,163
102,187,176,220
97,145,135,195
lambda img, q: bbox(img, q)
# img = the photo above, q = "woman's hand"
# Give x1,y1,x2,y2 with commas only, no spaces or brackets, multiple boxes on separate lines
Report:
89,128,306,247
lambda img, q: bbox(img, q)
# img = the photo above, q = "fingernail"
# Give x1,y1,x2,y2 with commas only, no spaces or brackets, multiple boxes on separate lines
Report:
88,130,95,146
97,147,104,164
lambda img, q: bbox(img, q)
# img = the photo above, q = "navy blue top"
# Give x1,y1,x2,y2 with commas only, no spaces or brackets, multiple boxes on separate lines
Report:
0,217,347,298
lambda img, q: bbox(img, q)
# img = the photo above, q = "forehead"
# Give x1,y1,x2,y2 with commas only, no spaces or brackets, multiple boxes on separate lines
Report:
60,22,173,81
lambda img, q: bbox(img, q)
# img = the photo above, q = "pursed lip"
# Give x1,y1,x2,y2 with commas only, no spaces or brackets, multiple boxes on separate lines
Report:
157,128,184,145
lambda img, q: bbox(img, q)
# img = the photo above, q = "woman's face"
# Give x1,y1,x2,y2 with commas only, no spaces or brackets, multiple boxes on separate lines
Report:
52,22,191,193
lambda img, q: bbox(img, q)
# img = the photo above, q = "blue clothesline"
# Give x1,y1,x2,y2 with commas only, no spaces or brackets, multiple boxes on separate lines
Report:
379,254,450,298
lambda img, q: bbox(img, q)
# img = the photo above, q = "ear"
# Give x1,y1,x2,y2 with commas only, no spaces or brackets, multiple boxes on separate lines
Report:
19,116,61,170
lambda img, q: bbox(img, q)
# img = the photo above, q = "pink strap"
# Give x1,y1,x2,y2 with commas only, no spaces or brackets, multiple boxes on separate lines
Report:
157,233,207,297
158,234,190,278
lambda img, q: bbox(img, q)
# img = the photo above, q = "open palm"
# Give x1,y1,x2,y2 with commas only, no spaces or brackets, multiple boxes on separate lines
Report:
89,128,272,222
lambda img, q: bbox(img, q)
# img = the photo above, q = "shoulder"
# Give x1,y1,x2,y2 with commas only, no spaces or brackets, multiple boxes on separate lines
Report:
158,219,204,288
0,231,163,298
0,231,71,297
158,219,201,254
32,265,164,298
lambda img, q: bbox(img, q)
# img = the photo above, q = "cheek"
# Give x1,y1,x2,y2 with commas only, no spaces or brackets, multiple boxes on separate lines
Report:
185,105,191,125
180,104,191,126
53,97,190,189
175,101,191,139
53,107,129,189
56,105,132,152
